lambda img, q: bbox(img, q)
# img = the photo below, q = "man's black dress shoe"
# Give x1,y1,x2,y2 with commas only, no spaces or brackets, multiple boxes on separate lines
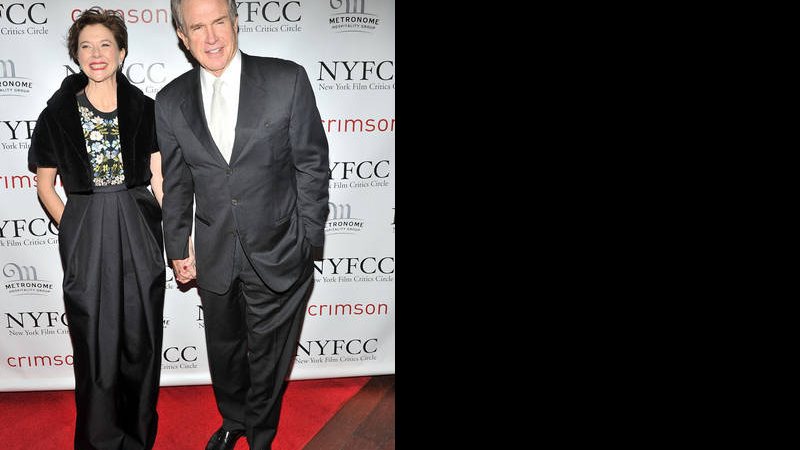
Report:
205,427,245,450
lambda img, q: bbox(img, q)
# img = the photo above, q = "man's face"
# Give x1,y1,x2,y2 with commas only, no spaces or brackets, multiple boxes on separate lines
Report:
177,0,238,77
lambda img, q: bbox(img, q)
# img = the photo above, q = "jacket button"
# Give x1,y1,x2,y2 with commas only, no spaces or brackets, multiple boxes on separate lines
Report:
226,169,231,175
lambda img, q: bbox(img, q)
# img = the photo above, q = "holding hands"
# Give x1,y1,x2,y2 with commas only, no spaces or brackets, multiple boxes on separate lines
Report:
171,237,196,284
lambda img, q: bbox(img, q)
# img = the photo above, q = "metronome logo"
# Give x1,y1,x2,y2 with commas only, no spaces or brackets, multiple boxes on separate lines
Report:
328,0,381,33
0,59,32,97
325,202,365,235
2,262,54,296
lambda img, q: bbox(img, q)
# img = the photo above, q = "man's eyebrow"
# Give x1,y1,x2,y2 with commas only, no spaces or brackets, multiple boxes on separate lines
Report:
188,14,228,28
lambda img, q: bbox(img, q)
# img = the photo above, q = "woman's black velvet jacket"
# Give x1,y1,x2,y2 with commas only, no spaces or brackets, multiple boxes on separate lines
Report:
28,71,158,194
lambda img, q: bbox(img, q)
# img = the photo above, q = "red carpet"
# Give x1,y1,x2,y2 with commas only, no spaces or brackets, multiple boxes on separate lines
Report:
0,376,370,450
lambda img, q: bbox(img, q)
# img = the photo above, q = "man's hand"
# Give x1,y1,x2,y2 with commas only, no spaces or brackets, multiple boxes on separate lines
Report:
171,238,197,284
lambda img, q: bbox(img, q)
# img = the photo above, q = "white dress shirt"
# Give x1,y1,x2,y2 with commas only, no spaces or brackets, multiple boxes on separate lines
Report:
200,50,242,163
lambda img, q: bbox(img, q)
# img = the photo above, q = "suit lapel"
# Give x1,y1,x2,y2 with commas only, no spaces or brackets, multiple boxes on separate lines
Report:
180,70,228,166
229,54,270,166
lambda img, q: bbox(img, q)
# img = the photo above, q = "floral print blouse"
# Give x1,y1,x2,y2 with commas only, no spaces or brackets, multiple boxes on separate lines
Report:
77,92,124,186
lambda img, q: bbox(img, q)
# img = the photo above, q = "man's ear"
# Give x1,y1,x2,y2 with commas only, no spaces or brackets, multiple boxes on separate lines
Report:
177,29,189,49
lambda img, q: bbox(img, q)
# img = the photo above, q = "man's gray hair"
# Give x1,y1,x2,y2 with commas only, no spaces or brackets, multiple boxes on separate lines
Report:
171,0,238,33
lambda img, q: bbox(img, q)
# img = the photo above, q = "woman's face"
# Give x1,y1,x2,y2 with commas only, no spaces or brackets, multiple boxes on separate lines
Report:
77,24,125,84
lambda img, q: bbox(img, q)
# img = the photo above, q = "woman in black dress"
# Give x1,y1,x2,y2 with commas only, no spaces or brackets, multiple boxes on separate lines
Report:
27,8,191,450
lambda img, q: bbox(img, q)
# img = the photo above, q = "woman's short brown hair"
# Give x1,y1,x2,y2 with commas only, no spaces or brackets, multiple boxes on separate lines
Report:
67,7,128,69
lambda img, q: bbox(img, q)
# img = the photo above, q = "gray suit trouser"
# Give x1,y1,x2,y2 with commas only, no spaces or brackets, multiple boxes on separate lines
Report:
199,236,313,450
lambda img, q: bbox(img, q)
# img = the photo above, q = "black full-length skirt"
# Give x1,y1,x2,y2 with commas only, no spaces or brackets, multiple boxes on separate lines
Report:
58,184,165,450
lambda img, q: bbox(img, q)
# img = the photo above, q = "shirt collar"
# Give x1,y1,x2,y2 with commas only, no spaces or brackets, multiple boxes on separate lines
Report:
200,50,242,89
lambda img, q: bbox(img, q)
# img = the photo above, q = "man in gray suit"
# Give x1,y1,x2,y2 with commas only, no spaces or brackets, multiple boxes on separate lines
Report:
155,1,329,449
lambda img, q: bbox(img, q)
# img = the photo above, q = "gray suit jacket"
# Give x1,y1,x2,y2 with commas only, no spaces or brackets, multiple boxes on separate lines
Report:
156,53,329,294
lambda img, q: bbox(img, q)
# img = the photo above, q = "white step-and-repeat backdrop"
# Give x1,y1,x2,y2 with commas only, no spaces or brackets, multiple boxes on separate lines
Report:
0,0,394,391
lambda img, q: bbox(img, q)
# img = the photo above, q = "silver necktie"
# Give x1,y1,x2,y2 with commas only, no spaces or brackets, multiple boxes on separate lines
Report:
209,77,231,163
